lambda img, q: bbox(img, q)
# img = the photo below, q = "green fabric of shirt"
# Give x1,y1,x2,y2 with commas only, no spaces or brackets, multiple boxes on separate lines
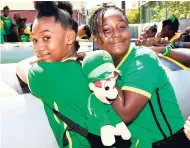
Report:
117,46,184,148
28,61,91,148
1,16,12,35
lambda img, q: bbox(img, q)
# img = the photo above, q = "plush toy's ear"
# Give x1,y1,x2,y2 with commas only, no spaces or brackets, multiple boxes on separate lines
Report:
113,71,118,79
89,83,95,91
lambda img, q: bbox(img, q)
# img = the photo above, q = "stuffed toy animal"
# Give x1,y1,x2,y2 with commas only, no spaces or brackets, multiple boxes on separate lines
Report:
82,50,131,146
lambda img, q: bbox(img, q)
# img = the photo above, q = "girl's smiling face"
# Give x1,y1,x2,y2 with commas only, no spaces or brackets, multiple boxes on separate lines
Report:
95,9,131,58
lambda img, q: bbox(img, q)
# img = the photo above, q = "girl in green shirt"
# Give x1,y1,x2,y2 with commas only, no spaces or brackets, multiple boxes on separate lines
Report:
89,6,189,148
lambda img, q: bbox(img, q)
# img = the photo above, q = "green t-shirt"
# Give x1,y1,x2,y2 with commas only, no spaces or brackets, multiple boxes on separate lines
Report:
28,61,91,148
0,28,6,44
116,46,184,148
1,16,12,35
20,35,30,42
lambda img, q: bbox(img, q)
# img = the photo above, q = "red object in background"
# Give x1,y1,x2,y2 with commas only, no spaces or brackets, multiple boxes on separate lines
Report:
8,10,85,25
9,10,37,24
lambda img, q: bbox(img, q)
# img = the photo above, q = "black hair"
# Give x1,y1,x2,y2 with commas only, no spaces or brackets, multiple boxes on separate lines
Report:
34,1,79,51
162,16,179,33
149,24,157,34
30,23,33,32
3,6,9,10
89,6,128,37
18,26,25,32
83,25,91,39
72,19,80,51
19,18,27,23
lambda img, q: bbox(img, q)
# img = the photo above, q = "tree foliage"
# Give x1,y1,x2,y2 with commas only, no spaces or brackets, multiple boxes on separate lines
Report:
150,1,190,22
127,9,140,24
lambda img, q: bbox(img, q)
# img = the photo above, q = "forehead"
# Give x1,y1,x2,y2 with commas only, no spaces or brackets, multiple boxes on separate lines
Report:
103,9,126,22
4,8,9,11
33,17,62,32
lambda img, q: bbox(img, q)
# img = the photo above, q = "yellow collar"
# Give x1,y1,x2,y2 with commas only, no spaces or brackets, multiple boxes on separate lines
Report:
116,46,133,69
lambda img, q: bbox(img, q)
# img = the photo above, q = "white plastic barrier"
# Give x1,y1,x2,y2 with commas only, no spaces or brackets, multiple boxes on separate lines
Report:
0,93,58,148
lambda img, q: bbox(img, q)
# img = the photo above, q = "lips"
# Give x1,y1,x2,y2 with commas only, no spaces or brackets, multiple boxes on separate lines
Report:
110,41,124,44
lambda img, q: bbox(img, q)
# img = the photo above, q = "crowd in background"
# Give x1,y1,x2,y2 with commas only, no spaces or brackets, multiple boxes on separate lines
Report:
1,6,31,44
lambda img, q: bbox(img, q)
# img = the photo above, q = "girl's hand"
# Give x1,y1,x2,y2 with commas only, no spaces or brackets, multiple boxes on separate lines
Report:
184,116,190,140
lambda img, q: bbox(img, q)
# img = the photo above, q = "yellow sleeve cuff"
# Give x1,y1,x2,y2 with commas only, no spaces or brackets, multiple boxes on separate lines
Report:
121,86,151,99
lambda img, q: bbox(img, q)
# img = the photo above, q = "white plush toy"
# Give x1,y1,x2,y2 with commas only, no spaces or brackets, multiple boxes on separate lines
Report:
82,50,131,146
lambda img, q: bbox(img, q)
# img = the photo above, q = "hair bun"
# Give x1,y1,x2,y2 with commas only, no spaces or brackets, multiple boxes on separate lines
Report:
153,24,157,28
34,1,57,12
57,1,73,16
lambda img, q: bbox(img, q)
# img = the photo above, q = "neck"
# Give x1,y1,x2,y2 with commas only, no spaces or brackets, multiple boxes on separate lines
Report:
113,56,123,67
168,33,175,40
61,46,77,61
112,49,129,67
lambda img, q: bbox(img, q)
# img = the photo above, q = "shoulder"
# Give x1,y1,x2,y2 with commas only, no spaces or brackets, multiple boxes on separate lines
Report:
8,17,12,21
121,46,162,75
30,61,82,74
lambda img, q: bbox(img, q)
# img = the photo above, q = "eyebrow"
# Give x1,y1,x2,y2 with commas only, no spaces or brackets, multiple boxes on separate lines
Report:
103,20,126,26
31,29,53,35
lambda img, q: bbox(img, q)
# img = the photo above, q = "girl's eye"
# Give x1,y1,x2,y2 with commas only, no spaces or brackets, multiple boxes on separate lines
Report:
118,26,126,30
103,29,112,34
43,36,51,41
32,39,37,43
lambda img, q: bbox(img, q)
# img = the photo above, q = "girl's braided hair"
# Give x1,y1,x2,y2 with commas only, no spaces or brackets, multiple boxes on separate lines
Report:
89,6,128,37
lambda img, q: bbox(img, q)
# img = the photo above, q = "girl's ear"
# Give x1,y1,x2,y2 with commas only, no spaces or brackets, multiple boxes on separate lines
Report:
67,29,76,45
93,35,101,47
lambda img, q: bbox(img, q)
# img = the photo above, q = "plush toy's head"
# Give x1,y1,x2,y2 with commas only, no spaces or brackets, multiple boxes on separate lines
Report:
82,50,121,104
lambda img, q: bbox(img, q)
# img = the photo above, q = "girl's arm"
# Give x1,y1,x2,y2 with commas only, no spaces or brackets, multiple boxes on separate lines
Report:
112,86,148,123
151,46,190,67
16,56,39,84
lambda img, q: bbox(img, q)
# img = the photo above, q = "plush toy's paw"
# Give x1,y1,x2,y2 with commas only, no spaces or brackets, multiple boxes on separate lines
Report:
116,122,131,140
100,125,116,146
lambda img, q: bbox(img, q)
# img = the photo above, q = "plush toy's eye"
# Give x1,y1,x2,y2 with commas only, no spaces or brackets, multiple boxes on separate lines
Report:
105,86,110,91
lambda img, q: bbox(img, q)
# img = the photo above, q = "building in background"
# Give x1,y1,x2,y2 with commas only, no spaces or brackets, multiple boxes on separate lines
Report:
0,1,86,25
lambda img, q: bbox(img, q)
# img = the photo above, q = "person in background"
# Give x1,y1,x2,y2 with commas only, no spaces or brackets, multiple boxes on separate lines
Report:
0,20,6,44
13,13,21,25
161,16,181,42
7,23,19,42
136,25,157,46
77,24,91,41
1,6,13,42
151,42,190,67
146,24,157,38
185,27,190,34
18,26,30,42
19,18,31,37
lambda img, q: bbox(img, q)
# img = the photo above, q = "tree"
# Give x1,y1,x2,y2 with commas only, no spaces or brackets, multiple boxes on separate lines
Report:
88,2,116,22
150,1,190,22
127,9,140,24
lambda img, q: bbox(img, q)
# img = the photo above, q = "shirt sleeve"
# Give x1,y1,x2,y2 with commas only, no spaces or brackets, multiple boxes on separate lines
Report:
121,54,160,99
27,62,52,98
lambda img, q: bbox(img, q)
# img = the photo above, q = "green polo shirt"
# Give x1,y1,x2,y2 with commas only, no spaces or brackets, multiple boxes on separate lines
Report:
20,35,30,42
28,60,91,148
1,16,12,35
116,46,184,148
0,27,6,44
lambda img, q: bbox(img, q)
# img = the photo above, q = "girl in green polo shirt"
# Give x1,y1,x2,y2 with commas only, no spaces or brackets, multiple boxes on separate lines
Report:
16,2,91,148
19,26,30,42
1,6,12,41
89,6,189,148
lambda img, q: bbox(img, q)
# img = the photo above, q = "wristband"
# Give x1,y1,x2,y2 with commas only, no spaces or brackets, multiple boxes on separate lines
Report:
179,41,184,48
163,46,171,56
